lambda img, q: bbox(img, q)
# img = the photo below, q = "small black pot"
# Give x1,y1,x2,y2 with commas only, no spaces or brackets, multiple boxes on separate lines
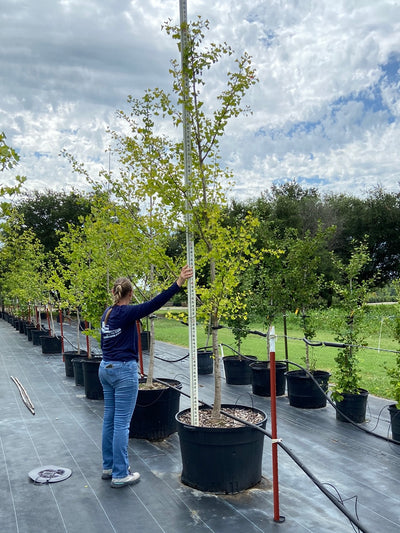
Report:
176,404,267,494
129,378,182,440
82,357,103,400
197,347,213,375
285,370,331,409
388,404,400,442
223,355,257,385
335,388,369,423
250,361,286,397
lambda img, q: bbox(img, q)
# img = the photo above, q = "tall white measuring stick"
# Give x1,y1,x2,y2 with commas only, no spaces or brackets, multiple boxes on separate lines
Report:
179,0,199,426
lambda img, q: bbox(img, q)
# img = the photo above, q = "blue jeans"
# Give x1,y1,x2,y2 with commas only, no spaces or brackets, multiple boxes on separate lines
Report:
99,359,138,479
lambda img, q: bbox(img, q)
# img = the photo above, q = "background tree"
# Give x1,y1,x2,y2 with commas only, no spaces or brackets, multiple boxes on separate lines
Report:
13,189,92,254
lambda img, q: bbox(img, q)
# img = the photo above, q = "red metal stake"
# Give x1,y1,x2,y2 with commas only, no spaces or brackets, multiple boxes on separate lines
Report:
269,326,284,523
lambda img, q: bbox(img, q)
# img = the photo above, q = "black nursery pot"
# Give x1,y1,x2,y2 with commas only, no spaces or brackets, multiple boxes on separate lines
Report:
250,361,286,397
41,335,62,354
24,322,35,335
335,388,369,423
388,404,400,442
223,355,257,385
129,378,182,441
285,370,331,409
176,404,267,494
64,351,88,377
197,347,213,375
82,357,103,400
72,357,86,386
31,329,49,346
27,326,39,342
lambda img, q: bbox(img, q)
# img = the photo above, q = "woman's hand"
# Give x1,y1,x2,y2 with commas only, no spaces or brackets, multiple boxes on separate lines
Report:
177,265,193,287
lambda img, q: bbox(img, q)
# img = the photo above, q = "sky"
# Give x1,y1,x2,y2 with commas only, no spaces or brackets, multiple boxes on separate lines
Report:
1,0,400,201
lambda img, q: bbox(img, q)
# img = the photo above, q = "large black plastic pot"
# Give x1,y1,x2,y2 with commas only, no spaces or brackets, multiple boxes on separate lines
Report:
31,329,49,346
223,355,257,385
197,347,213,375
335,388,369,423
25,325,37,340
176,404,267,494
82,357,103,400
23,322,35,334
250,361,286,397
388,404,400,442
64,351,88,377
285,370,331,409
129,378,182,440
41,335,62,354
72,357,86,386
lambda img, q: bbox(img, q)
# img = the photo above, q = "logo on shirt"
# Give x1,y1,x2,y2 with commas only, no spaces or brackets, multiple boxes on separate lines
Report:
101,321,121,339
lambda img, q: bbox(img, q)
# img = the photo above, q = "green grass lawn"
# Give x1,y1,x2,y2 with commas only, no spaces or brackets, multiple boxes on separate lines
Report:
153,304,400,401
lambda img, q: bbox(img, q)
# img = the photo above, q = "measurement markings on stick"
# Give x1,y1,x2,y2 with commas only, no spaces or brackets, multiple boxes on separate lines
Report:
180,0,199,425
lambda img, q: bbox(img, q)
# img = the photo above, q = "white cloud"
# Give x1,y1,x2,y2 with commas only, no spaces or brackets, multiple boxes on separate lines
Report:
1,0,400,200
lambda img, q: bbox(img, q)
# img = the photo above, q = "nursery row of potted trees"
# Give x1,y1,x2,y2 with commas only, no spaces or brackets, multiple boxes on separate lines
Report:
1,14,399,497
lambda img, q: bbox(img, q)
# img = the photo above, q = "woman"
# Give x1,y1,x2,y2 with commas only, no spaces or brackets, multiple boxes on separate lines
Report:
99,265,193,488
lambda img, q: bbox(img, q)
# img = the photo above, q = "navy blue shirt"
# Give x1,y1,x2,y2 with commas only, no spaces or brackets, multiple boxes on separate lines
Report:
100,282,181,362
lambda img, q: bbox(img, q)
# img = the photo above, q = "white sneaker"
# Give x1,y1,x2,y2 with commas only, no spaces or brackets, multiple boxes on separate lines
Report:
111,472,140,488
101,469,112,480
102,466,130,480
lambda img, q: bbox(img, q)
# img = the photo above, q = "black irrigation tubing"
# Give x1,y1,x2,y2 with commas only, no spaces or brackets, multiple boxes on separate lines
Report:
152,376,371,533
282,358,400,446
155,353,189,363
215,323,400,354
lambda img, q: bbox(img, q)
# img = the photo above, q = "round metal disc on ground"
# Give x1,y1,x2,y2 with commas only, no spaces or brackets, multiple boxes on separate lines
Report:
28,465,72,483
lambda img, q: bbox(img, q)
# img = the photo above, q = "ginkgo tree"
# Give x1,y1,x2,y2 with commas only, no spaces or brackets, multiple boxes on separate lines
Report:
49,193,149,355
101,17,266,421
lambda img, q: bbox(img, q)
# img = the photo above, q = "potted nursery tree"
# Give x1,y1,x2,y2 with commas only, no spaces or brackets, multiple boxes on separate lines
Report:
84,15,268,492
330,242,372,423
116,16,268,493
222,313,257,386
282,227,334,408
64,157,185,438
48,234,90,377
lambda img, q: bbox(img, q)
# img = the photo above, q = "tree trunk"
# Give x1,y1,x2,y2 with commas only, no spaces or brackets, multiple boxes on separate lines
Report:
211,313,221,419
